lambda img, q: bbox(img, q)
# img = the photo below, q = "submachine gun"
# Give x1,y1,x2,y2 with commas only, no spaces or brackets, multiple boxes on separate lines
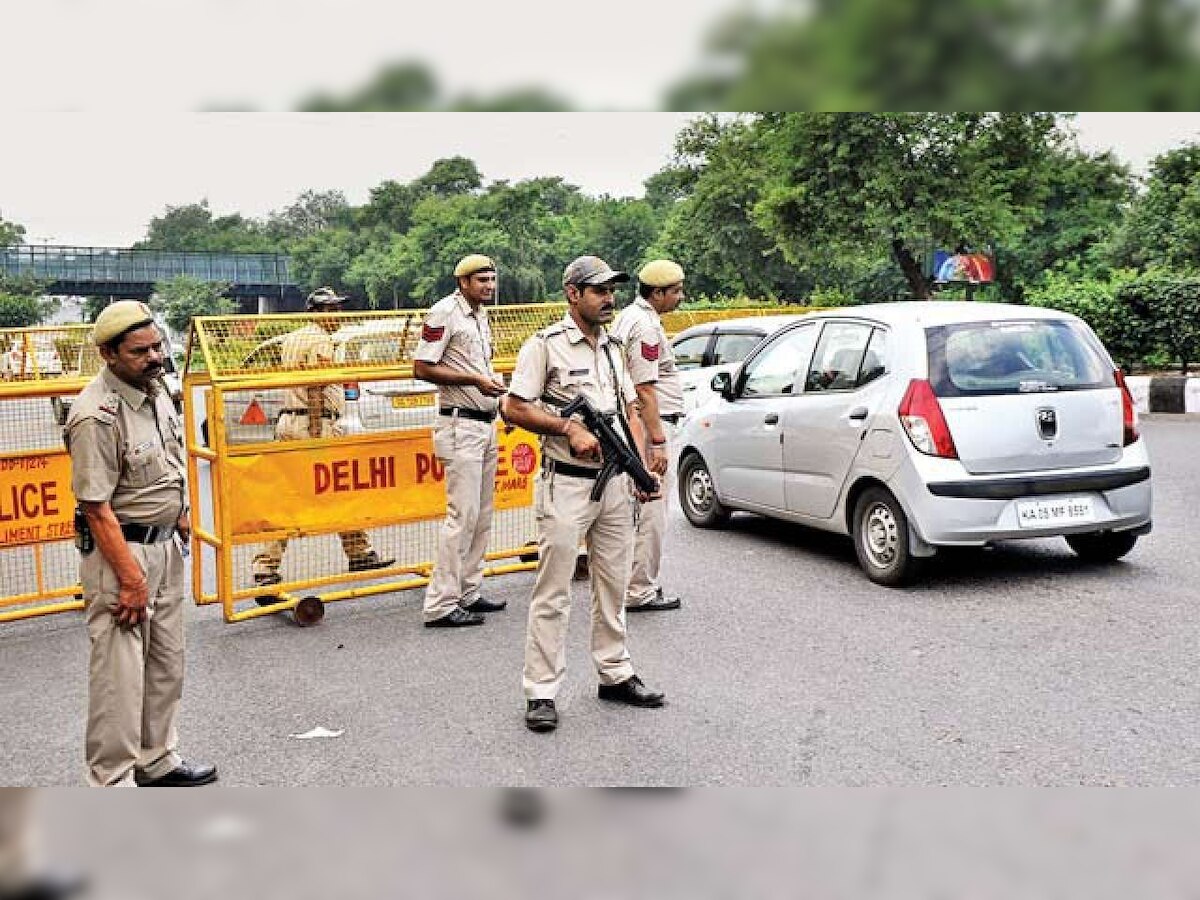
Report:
558,395,660,502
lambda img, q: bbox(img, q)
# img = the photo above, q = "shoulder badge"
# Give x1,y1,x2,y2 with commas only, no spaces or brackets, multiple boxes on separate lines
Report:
641,341,661,362
421,323,445,342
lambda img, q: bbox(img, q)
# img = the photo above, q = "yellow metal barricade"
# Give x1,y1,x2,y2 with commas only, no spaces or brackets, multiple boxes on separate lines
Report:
0,324,98,622
184,309,558,624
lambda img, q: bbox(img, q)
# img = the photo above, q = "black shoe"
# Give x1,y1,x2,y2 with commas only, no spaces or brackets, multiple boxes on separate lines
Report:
425,607,485,628
525,699,558,732
627,591,681,612
135,760,218,787
463,596,506,613
598,675,665,708
349,552,396,573
253,572,283,606
572,553,590,582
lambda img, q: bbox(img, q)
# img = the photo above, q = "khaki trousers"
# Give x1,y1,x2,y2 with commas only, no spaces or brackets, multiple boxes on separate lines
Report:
82,538,185,787
252,414,373,578
0,789,34,891
523,469,636,700
424,416,499,621
627,419,679,605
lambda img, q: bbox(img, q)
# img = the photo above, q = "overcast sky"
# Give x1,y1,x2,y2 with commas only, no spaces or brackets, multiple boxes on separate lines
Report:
1,112,1198,248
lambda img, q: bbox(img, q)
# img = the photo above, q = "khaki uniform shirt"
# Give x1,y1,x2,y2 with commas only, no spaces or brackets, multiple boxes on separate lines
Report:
508,314,637,468
280,323,343,416
413,291,498,414
610,297,685,417
64,367,186,528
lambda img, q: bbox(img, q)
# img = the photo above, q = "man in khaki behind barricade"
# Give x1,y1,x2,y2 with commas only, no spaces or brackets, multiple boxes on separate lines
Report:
501,255,666,733
64,300,216,787
413,255,508,629
251,288,394,590
610,259,687,612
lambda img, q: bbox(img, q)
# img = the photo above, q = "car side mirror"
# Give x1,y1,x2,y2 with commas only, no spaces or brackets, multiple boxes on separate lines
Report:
711,371,735,400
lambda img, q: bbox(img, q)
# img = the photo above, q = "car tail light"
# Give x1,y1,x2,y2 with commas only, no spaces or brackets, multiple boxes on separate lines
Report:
898,379,958,458
1114,369,1139,446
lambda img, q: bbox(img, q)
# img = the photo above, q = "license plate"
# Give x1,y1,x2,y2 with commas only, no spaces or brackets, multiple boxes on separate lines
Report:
1015,496,1095,529
391,393,434,409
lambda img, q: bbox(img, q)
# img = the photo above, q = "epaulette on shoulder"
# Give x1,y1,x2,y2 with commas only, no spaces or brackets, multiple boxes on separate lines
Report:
606,330,626,347
538,323,568,339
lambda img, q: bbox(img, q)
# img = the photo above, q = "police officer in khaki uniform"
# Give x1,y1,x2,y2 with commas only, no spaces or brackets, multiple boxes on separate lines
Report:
251,288,394,588
611,259,687,612
502,256,666,733
414,254,507,628
64,300,216,787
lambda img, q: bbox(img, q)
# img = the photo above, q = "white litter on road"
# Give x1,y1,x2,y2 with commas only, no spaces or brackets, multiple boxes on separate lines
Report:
289,726,345,740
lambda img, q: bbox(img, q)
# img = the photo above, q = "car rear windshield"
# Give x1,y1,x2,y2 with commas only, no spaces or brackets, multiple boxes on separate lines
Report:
926,320,1115,397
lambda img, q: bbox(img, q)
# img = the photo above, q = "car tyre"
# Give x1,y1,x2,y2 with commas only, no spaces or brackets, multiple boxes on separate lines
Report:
1065,530,1138,562
852,487,925,587
678,453,730,528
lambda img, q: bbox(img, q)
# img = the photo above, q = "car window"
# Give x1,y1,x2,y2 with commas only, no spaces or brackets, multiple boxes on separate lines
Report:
806,322,873,392
928,320,1115,397
670,334,710,370
712,332,763,366
741,324,818,397
858,328,888,387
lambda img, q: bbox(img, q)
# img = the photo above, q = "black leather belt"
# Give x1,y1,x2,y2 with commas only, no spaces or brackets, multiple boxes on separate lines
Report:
280,408,338,419
661,413,682,424
548,460,600,480
439,406,497,423
121,523,175,544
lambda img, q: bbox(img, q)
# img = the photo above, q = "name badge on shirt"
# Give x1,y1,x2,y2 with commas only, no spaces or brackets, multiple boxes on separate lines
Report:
568,368,589,376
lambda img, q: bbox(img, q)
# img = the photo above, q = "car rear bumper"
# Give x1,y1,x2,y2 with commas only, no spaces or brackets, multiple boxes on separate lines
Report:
893,454,1153,546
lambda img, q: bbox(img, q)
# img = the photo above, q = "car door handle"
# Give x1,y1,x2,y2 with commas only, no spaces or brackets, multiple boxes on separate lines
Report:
848,406,869,421
764,413,780,425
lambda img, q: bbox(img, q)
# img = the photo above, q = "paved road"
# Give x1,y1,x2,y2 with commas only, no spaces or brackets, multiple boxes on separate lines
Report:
2,416,1198,786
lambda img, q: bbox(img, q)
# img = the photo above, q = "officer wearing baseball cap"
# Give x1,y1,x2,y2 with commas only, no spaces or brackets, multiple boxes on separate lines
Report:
501,255,666,733
250,287,395,589
413,254,507,628
65,300,216,786
611,259,687,612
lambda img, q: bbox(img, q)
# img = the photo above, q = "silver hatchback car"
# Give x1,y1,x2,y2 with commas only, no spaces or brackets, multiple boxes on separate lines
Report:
676,302,1152,586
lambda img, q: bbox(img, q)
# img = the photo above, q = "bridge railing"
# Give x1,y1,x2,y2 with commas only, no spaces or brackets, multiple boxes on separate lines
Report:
1,245,294,286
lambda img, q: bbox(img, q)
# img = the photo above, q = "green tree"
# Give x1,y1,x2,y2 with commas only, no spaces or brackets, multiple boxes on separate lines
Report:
0,213,26,246
0,293,41,327
139,200,272,252
1109,143,1200,271
266,190,352,240
1118,271,1200,373
753,112,1065,298
666,0,1200,110
155,275,236,335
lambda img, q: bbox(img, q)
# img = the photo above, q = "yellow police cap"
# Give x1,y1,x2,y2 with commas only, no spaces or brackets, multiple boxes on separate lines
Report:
638,259,685,288
93,300,156,346
454,254,496,278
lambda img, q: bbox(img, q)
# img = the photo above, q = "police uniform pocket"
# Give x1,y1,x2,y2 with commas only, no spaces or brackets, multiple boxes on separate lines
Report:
123,441,170,487
432,418,455,461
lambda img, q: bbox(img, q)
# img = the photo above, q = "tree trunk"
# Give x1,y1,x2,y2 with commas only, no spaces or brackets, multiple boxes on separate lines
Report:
891,238,932,299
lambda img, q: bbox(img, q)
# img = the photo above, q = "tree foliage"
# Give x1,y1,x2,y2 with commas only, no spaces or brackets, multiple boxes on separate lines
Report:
0,214,25,246
666,0,1200,111
155,275,236,336
0,293,41,327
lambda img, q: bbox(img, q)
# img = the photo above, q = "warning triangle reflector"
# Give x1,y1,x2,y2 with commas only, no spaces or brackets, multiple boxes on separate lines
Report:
240,398,269,426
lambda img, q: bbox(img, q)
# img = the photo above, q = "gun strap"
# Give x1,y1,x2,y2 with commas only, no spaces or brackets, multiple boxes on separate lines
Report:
601,342,640,454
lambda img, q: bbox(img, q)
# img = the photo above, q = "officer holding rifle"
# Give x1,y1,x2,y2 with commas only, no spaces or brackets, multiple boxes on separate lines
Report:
501,256,666,733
